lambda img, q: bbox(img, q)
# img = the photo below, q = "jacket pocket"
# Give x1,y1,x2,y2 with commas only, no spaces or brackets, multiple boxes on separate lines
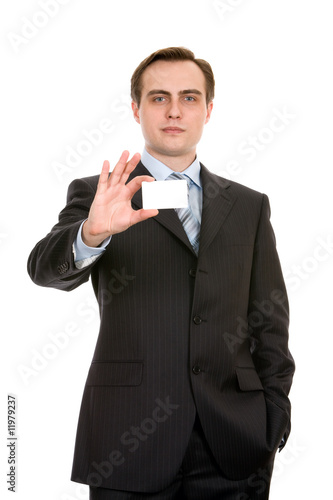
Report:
235,366,264,391
86,361,143,387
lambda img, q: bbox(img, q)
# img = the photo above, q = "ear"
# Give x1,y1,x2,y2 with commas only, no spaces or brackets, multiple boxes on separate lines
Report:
131,101,141,124
205,100,214,124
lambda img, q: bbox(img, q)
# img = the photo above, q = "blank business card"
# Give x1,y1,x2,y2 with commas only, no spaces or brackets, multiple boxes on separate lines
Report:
142,180,188,210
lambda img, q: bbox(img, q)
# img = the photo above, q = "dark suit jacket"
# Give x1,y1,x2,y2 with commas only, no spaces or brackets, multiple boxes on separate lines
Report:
28,162,295,492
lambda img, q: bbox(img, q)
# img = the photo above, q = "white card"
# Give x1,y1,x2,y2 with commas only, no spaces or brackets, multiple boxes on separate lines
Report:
142,180,188,210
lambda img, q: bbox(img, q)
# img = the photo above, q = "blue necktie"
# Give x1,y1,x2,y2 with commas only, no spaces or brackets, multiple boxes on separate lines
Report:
167,172,201,255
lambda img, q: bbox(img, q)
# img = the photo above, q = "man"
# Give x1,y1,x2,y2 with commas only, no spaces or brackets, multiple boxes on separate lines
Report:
28,47,295,499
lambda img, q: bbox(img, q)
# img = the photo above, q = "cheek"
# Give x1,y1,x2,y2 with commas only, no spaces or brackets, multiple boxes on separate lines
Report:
143,119,156,135
140,118,159,142
141,111,158,129
191,116,206,135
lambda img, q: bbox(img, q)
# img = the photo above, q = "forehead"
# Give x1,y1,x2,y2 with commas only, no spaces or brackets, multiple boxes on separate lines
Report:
141,60,206,94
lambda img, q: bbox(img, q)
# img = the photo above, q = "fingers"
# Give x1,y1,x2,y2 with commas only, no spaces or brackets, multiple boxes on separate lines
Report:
97,160,111,194
97,150,141,194
130,208,159,226
126,175,155,198
123,152,141,178
110,151,141,186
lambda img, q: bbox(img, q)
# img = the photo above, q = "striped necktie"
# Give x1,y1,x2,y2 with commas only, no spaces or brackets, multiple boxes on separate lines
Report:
167,172,201,255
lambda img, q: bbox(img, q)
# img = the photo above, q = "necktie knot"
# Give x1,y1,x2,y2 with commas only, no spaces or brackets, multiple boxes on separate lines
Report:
167,172,192,191
168,172,185,181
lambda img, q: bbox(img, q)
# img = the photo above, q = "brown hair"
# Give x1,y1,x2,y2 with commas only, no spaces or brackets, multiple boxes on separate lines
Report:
131,46,215,108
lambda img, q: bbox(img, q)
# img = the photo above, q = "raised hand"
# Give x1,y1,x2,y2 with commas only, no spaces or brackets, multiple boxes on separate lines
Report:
82,151,158,247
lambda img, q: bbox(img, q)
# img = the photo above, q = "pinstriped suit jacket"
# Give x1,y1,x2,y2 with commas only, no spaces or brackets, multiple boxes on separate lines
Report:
27,162,295,492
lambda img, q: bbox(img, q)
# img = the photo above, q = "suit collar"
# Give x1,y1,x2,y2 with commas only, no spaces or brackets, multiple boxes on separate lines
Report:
130,161,237,257
199,163,236,255
130,162,194,254
141,149,202,187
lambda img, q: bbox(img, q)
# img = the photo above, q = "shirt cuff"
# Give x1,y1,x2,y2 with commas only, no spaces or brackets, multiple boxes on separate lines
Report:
73,220,111,269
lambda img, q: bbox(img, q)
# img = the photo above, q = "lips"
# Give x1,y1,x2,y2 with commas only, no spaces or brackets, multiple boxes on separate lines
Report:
162,127,185,134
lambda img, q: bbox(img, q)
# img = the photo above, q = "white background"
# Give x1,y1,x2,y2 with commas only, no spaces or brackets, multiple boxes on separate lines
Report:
1,1,332,498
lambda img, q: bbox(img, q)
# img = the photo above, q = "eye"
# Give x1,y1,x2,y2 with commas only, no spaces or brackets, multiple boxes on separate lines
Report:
153,96,166,102
184,96,196,102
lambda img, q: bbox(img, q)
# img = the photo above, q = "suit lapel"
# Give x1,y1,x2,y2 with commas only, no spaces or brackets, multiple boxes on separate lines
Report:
130,162,194,254
199,164,237,255
129,161,237,256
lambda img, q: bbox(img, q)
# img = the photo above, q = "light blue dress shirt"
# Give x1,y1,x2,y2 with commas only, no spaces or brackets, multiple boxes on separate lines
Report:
140,149,202,224
73,149,203,268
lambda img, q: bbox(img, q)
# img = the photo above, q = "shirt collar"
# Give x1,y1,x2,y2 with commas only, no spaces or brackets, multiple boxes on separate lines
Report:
141,148,202,188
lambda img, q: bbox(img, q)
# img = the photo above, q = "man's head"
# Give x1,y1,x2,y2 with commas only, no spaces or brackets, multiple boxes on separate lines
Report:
131,47,215,169
131,47,215,109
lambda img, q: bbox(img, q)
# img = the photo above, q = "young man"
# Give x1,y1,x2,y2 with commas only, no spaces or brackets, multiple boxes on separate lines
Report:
28,47,295,499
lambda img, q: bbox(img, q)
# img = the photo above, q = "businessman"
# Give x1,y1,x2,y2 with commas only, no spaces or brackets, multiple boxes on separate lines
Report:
28,47,295,499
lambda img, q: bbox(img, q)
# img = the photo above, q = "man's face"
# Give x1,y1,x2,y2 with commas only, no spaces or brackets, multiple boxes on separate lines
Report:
132,60,213,165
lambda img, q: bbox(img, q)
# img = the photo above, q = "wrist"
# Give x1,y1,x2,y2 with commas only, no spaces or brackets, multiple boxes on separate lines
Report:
82,220,110,248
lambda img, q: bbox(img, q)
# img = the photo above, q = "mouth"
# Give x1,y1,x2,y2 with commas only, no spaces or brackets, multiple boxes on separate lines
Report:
162,127,185,134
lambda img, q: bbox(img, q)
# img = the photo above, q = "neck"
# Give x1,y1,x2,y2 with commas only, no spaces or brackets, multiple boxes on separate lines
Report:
145,146,197,172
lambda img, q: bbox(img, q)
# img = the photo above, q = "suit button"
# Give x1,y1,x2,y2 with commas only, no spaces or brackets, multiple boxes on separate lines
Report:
192,365,201,375
189,268,196,278
193,315,202,325
57,262,69,275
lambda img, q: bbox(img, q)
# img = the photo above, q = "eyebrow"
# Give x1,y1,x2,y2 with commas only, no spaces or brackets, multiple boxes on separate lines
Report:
146,89,203,97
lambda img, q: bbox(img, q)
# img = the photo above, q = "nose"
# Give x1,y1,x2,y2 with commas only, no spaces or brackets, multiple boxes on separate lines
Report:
167,99,182,119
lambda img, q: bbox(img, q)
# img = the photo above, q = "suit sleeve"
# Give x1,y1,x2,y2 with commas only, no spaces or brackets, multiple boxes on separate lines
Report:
248,194,295,443
27,177,100,291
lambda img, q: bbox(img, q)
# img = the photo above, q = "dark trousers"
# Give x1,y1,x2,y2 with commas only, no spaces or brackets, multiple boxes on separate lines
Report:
90,416,273,500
